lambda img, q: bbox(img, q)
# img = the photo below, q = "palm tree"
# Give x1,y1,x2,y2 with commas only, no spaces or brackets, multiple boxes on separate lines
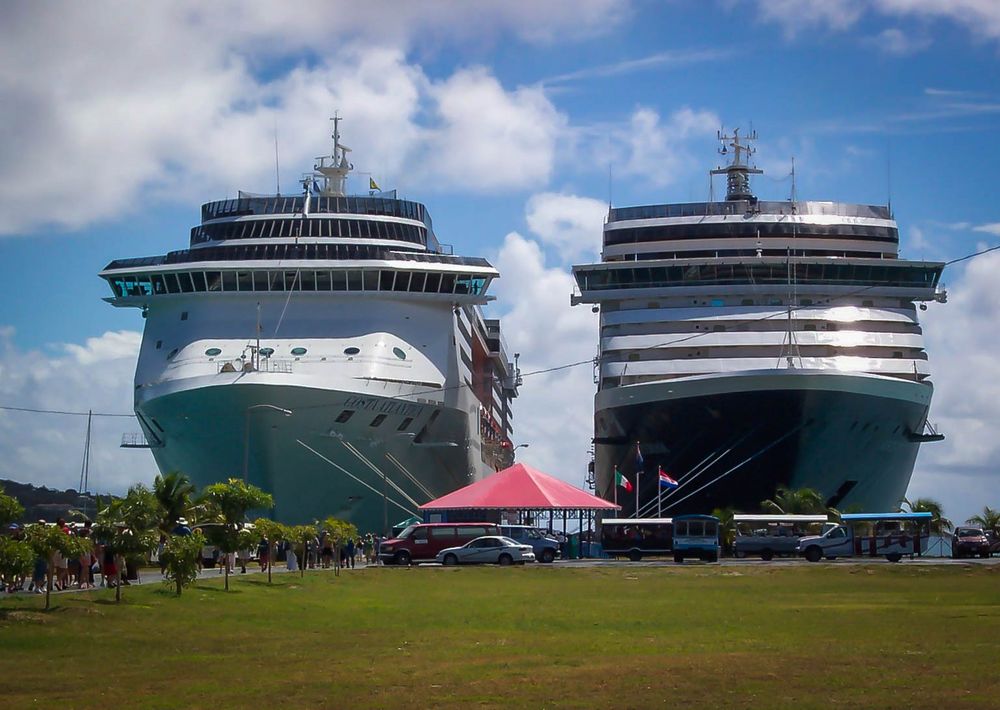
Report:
901,497,952,535
711,507,735,556
966,506,1000,536
153,471,195,533
760,486,826,515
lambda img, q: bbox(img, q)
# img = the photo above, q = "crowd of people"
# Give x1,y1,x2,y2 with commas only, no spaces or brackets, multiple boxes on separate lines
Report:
4,518,137,594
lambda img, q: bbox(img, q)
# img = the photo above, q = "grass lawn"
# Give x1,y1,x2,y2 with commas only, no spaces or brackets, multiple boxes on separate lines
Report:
1,563,998,708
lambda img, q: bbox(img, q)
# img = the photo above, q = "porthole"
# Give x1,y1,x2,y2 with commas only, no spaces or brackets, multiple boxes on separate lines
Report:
259,347,274,357
167,348,179,360
392,347,406,360
291,347,307,356
344,346,360,356
205,347,222,357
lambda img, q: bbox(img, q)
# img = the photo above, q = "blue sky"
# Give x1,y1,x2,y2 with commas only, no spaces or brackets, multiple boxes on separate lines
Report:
1,0,998,526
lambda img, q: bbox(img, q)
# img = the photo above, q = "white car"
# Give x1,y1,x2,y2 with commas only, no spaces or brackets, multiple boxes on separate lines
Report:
435,536,536,566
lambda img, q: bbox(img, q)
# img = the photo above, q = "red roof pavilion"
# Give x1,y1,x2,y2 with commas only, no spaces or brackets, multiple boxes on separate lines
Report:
419,463,619,511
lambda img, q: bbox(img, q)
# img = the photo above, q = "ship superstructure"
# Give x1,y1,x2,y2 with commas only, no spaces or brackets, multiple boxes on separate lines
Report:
101,117,519,529
573,129,946,516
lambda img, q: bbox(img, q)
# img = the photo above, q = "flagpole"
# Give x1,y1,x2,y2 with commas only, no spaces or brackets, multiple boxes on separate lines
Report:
613,466,618,508
634,470,640,519
657,485,662,518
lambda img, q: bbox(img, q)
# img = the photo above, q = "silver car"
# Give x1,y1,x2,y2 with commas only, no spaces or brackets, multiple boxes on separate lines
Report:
435,536,536,566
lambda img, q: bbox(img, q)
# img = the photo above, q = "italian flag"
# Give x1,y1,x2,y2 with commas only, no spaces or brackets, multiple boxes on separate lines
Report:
615,468,633,492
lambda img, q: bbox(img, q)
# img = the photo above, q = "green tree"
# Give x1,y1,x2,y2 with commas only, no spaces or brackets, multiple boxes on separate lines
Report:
200,479,273,591
24,523,91,610
289,525,318,578
901,497,952,535
153,471,196,533
322,517,359,576
761,486,826,515
94,484,161,603
966,506,1000,537
0,484,24,528
252,518,290,584
0,536,34,593
711,507,735,556
160,531,206,596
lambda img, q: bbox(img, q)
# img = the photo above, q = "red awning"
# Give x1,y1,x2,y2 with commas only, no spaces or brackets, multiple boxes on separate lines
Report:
419,463,619,511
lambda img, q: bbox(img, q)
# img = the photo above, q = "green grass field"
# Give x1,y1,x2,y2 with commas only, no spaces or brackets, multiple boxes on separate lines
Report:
1,564,998,708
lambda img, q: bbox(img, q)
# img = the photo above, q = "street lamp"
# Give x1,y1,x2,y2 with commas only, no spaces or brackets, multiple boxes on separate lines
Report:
243,404,293,482
513,443,529,452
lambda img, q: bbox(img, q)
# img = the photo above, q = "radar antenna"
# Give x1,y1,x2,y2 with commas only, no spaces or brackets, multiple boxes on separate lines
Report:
710,127,763,201
308,112,354,197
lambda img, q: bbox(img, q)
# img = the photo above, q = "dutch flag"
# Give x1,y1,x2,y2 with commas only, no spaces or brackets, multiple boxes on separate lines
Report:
658,466,679,490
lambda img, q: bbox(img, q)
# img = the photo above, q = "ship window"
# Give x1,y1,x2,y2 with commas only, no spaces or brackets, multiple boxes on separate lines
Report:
290,347,307,356
825,323,838,331
206,272,222,291
713,325,725,332
151,274,167,295
628,353,640,361
259,347,274,357
269,272,284,291
155,340,162,349
409,272,427,292
893,351,903,358
711,298,724,307
236,272,252,291
316,271,331,291
300,271,316,291
285,271,299,290
425,273,441,293
362,271,379,291
439,274,456,294
252,271,268,291
804,324,816,331
370,414,387,428
180,312,188,321
379,270,395,290
397,417,413,431
344,347,360,355
192,273,208,291
221,271,236,291
335,410,353,424
741,299,754,306
347,271,363,291
177,273,194,293
862,300,874,307
167,348,178,359
393,272,410,291
331,271,347,291
393,347,406,360
205,348,222,356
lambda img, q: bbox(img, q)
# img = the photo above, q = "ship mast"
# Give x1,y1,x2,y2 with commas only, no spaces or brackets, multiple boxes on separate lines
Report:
310,112,353,197
710,128,763,201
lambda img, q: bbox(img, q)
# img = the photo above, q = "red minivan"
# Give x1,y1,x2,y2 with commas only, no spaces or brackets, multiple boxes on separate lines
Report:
379,523,500,565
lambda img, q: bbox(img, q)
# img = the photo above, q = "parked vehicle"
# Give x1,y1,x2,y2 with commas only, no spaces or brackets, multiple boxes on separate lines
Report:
435,536,535,566
797,512,931,562
987,530,1000,556
499,525,559,563
378,523,500,565
672,514,720,563
599,518,673,561
951,527,991,559
733,514,830,560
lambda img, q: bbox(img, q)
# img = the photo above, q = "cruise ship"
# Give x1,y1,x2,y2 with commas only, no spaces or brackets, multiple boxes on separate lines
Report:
572,129,946,517
100,117,520,530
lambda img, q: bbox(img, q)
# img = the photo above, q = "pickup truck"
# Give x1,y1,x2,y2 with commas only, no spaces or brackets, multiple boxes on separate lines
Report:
733,515,832,560
796,513,931,563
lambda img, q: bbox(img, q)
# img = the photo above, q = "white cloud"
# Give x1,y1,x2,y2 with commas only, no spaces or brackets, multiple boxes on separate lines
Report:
912,251,1000,524
972,223,1000,236
489,230,599,489
0,2,625,235
525,193,608,263
0,328,158,495
753,0,866,37
611,106,721,187
749,0,1000,43
869,27,933,55
421,68,566,192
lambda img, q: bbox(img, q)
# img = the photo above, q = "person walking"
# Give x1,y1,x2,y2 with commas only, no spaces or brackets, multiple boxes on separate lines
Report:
346,538,356,569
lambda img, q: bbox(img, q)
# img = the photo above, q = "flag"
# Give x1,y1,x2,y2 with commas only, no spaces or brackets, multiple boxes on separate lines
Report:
369,177,380,191
635,442,644,473
658,466,678,489
615,467,633,492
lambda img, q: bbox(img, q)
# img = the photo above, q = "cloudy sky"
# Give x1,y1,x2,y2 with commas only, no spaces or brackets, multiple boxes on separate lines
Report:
1,0,998,525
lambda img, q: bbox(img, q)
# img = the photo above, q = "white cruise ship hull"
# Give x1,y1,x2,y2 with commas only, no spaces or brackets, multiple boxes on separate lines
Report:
594,369,934,516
